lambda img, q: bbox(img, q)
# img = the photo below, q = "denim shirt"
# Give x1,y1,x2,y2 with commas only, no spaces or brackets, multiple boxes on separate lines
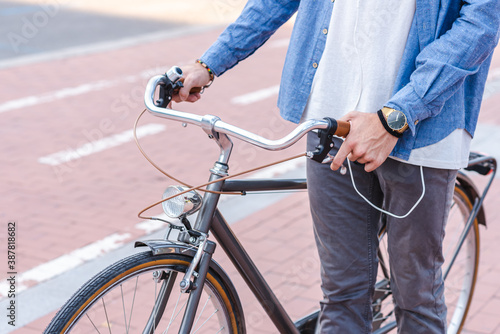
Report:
201,0,500,160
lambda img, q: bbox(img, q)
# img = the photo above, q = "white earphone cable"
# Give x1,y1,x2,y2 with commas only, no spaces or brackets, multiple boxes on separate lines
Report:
346,159,426,219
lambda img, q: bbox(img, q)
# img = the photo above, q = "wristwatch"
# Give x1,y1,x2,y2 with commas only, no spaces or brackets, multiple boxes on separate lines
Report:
377,107,409,138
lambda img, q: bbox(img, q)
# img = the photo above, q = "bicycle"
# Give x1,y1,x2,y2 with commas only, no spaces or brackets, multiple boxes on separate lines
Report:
44,68,497,334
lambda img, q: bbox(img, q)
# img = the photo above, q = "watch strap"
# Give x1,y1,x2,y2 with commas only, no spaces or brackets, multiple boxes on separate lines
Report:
377,109,403,138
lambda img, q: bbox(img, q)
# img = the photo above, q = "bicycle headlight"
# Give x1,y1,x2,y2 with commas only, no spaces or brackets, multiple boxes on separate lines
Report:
162,186,202,218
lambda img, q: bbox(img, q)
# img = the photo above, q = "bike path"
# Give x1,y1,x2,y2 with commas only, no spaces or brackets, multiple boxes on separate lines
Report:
0,21,307,333
1,13,500,334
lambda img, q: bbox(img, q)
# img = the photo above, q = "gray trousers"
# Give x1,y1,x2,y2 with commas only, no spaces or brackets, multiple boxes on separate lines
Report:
306,134,457,333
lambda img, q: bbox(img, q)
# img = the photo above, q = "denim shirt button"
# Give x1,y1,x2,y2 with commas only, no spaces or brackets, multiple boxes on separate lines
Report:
313,62,318,68
322,28,328,35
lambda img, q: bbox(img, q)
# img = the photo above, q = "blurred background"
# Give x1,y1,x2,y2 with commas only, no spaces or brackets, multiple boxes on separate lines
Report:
0,0,249,60
0,1,499,333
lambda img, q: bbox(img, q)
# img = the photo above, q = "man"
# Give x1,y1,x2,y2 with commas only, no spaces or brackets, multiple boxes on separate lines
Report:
173,0,499,332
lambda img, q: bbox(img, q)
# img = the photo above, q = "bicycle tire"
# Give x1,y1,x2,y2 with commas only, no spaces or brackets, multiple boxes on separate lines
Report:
44,251,244,334
373,184,480,334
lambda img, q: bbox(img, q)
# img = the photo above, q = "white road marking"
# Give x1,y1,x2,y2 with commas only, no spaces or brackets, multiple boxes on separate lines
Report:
245,157,305,179
0,69,157,114
0,25,212,70
230,85,280,105
135,219,167,234
134,213,183,234
0,233,130,298
38,123,166,166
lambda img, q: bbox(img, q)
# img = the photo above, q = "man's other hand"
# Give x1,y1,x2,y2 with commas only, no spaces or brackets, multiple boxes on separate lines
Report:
330,111,399,173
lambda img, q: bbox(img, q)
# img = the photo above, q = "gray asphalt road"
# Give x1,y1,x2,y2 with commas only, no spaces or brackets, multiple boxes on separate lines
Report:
0,1,188,60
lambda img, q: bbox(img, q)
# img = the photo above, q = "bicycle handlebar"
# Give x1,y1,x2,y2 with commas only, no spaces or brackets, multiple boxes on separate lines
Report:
144,74,350,151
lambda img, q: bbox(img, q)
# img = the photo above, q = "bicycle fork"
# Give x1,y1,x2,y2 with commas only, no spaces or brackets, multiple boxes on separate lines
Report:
179,239,217,334
164,163,228,333
171,119,233,333
141,237,217,334
143,121,235,333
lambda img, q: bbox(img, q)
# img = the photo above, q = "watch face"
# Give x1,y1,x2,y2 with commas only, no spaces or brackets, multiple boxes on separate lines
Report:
387,111,407,131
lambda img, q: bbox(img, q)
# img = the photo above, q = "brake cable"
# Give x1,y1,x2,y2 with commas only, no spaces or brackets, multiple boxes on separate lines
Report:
133,108,306,220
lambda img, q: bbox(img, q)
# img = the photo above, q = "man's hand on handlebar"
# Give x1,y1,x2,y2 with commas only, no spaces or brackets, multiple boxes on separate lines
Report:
330,111,398,173
172,63,212,103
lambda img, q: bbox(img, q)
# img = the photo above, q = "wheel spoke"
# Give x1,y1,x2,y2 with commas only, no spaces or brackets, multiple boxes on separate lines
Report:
444,212,462,259
163,290,185,333
121,285,129,334
192,309,219,334
101,298,112,334
127,277,139,333
192,294,211,331
86,313,102,333
169,298,189,331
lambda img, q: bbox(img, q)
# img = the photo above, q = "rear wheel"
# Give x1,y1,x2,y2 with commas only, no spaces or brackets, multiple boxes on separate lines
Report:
373,185,480,333
44,252,244,333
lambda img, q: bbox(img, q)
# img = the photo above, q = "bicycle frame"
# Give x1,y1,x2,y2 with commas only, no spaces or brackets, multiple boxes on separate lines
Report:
213,179,309,334
141,73,332,333
140,73,497,334
136,158,496,334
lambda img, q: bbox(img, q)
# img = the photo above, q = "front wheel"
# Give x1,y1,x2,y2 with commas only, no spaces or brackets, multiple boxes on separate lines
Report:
44,251,244,334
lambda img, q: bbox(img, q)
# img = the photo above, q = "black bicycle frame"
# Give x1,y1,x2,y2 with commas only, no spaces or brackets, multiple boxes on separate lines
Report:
177,154,495,334
181,176,309,333
211,179,308,334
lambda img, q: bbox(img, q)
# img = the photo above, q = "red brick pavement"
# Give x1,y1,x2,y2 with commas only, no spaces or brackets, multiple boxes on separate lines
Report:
13,192,320,334
2,24,500,334
0,25,299,278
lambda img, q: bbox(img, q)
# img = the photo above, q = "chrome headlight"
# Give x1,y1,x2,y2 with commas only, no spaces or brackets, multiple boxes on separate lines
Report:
162,186,202,218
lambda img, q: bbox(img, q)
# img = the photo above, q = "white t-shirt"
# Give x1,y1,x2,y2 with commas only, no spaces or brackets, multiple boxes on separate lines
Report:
301,0,471,169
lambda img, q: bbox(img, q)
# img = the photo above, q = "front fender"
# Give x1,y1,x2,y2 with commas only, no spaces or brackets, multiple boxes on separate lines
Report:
134,239,197,257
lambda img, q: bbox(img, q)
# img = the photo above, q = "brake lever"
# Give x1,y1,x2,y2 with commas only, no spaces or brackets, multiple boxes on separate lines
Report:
155,66,206,108
155,66,185,108
307,117,339,163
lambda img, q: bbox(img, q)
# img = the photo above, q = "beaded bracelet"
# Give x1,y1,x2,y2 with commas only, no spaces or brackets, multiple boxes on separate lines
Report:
196,59,215,82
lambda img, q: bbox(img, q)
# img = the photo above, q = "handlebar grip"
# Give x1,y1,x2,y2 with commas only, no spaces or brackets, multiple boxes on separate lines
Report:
334,120,350,138
189,86,202,94
176,77,203,94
